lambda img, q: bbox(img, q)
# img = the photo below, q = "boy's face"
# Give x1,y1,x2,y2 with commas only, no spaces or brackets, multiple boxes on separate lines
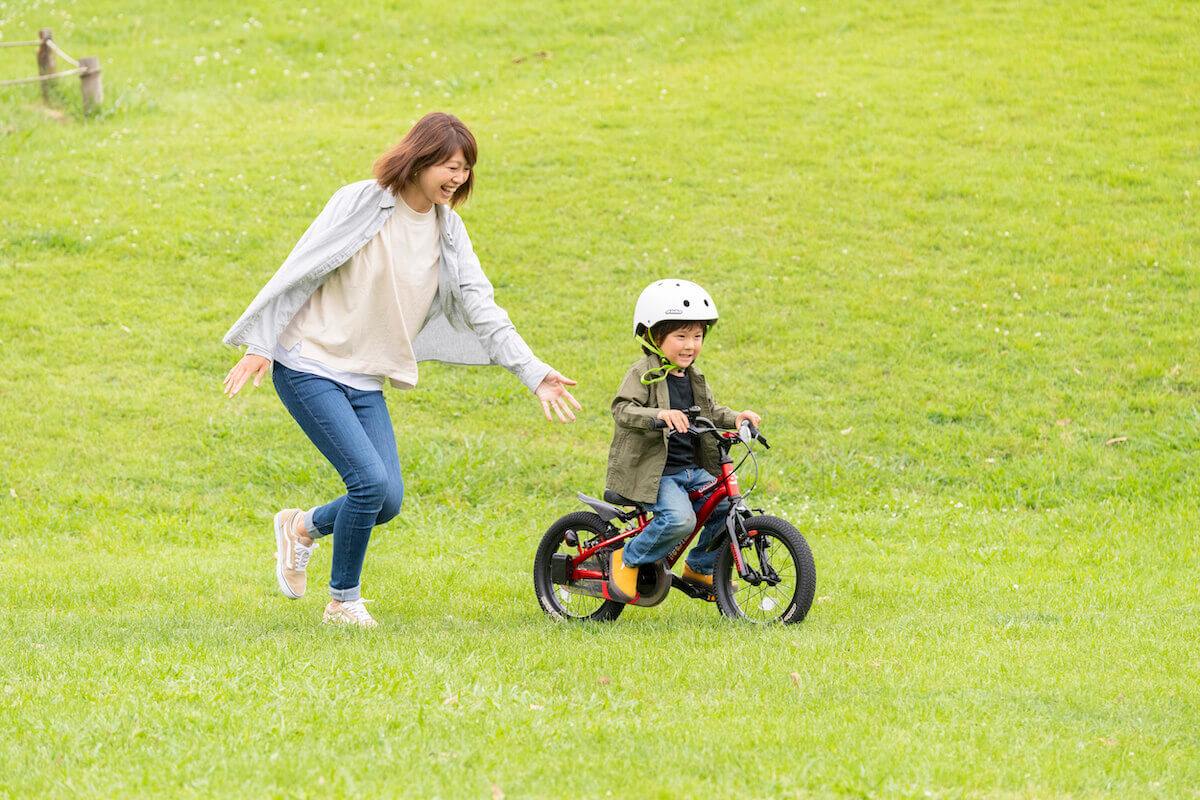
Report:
657,323,706,370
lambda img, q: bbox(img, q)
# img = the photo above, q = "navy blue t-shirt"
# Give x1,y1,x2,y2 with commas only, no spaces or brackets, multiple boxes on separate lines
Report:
663,373,697,475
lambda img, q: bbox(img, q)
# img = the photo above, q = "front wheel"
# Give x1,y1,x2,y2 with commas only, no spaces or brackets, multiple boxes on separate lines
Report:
533,511,624,622
713,515,815,624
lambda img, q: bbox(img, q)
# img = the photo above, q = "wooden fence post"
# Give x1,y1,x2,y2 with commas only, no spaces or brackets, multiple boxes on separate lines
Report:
36,28,55,101
80,56,102,116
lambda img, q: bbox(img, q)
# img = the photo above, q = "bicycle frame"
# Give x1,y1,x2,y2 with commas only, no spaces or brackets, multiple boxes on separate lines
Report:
566,449,745,582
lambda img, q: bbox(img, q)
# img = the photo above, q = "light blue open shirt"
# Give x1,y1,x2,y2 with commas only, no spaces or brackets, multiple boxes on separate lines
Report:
223,180,551,393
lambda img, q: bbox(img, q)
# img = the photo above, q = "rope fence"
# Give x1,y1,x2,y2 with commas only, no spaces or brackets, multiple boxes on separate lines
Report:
0,67,84,87
0,28,101,114
47,38,80,67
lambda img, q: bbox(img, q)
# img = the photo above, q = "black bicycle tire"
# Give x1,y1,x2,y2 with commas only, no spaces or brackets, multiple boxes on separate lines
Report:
533,511,624,622
713,515,816,624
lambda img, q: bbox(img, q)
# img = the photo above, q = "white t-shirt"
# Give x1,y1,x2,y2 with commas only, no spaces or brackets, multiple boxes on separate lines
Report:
276,197,441,390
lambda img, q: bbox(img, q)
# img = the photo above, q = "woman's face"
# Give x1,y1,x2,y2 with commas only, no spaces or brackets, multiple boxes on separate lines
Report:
403,149,471,212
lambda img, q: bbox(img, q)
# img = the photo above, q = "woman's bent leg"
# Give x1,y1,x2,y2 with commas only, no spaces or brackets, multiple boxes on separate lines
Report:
350,389,404,526
272,365,401,601
303,390,405,531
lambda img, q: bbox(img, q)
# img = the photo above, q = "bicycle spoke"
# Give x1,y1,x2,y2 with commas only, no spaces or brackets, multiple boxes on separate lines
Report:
714,515,814,624
738,549,798,622
534,513,624,622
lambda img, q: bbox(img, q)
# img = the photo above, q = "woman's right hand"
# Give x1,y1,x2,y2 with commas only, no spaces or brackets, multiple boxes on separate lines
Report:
222,354,270,398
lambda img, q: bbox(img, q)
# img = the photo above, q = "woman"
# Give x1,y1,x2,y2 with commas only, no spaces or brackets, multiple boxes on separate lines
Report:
222,112,580,628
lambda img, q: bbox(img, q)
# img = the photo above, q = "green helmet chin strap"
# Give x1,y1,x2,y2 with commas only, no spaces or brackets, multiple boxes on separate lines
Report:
636,333,686,385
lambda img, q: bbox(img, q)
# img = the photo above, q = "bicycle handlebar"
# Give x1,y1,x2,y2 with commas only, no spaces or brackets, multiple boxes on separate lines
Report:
649,415,770,449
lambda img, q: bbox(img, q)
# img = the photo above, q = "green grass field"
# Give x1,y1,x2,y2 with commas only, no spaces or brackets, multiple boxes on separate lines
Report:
2,0,1198,797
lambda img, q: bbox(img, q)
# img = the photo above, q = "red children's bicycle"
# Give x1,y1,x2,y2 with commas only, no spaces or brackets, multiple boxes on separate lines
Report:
533,410,816,624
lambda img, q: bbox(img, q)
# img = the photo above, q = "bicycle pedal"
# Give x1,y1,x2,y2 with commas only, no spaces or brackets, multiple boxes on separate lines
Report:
670,573,716,601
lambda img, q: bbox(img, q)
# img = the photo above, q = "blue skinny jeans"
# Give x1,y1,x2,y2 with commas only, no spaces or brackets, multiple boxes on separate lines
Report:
622,468,729,575
272,363,403,602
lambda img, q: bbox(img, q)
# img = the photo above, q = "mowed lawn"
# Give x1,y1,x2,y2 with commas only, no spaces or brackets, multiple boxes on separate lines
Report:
1,0,1198,797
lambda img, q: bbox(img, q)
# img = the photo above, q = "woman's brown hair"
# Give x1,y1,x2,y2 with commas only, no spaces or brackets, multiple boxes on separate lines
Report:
373,112,478,208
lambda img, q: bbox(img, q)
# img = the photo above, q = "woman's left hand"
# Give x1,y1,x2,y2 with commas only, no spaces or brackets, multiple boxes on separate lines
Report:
535,370,582,423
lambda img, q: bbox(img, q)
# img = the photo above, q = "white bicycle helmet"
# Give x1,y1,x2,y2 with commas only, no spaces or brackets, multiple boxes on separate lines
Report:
632,279,719,336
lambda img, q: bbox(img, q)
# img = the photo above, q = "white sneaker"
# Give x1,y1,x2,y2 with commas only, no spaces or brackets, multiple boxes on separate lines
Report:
323,599,378,628
274,508,316,599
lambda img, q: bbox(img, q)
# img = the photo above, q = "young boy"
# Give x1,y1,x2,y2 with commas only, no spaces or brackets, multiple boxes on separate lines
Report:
605,279,761,603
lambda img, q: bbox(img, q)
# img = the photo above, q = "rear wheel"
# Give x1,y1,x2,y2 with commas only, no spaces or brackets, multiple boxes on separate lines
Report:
533,511,624,622
713,515,815,624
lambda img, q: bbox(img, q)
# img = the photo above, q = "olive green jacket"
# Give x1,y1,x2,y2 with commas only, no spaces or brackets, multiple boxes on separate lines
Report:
605,354,739,504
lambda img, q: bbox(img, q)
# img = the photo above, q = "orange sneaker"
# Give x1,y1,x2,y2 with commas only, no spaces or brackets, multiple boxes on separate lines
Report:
605,548,639,603
681,563,714,589
681,563,735,597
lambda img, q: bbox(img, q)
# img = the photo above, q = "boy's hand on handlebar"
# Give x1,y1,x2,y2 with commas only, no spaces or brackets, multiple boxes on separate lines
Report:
223,354,270,398
736,410,762,429
657,409,690,433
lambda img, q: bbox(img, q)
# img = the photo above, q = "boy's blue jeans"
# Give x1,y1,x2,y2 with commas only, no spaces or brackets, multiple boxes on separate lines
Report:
272,363,404,602
622,468,729,575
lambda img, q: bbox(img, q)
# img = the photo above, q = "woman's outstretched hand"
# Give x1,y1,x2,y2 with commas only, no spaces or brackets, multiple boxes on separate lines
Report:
535,370,582,423
222,354,270,398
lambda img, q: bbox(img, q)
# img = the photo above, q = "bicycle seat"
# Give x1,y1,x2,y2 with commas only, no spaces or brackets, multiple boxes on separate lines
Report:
577,491,642,523
603,489,645,510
